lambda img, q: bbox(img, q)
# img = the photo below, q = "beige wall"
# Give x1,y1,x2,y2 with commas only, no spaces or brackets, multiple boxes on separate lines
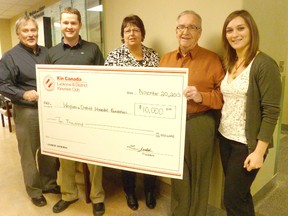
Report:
0,0,58,54
9,0,59,47
103,0,243,208
1,0,286,208
244,0,288,125
103,0,287,207
285,56,288,124
0,19,12,56
103,0,242,57
242,0,288,194
103,0,288,125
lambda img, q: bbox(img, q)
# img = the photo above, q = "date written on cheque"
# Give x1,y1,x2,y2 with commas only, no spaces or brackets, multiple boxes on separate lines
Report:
134,103,176,119
127,89,182,98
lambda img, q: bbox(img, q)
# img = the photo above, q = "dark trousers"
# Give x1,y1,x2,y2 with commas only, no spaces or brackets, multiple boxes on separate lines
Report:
13,104,58,198
122,170,156,195
219,134,259,216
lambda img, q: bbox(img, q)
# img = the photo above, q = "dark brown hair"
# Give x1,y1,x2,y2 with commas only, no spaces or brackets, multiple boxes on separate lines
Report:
222,10,259,72
121,15,145,43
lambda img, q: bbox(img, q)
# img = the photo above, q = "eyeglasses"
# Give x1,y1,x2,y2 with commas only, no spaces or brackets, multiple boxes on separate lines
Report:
176,25,200,32
124,29,141,34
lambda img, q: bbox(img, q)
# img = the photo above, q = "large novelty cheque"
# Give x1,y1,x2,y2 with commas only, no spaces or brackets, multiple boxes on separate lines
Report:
36,65,188,179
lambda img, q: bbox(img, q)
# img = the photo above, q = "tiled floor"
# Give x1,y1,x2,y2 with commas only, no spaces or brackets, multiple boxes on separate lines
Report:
1,119,287,216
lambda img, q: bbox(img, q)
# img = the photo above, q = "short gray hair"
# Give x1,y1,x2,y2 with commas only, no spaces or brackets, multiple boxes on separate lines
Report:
177,10,202,28
15,15,38,34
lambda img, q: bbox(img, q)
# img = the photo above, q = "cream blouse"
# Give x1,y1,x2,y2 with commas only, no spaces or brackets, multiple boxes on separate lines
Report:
218,60,254,144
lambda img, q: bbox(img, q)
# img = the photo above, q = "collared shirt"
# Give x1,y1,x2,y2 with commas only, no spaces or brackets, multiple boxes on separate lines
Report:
46,36,104,65
0,43,47,105
159,44,224,114
104,44,159,67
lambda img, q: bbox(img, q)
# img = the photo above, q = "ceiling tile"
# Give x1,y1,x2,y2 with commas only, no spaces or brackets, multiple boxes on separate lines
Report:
0,0,45,19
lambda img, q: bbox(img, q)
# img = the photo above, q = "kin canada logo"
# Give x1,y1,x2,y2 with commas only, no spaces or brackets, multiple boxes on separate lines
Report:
43,75,55,91
43,74,87,92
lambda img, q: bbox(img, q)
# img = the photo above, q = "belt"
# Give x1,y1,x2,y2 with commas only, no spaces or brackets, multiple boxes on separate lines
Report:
186,110,211,121
13,102,38,108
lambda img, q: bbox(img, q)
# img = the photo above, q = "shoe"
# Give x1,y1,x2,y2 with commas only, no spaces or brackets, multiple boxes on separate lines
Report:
125,193,138,210
145,192,156,209
43,185,61,194
31,195,47,207
52,199,78,213
92,202,105,216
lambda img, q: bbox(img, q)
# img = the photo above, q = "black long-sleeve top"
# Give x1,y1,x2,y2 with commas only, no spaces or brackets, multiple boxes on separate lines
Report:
0,43,47,106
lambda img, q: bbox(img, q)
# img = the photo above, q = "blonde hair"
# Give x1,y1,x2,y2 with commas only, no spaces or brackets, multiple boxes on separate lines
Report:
15,15,38,34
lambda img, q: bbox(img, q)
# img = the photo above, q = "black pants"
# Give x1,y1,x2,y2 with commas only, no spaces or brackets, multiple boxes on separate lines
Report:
122,170,156,195
219,134,259,216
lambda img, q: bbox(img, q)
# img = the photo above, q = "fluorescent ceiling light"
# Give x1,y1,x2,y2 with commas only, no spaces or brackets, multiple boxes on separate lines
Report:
87,5,103,12
54,22,60,27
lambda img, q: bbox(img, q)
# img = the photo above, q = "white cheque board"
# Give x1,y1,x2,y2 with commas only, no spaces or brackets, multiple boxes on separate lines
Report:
36,65,188,179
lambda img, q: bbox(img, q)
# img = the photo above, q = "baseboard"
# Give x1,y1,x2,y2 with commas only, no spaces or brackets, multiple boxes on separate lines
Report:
282,124,288,134
158,179,171,198
253,173,278,208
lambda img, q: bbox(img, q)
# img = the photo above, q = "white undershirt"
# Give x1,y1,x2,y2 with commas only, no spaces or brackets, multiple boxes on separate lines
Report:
218,60,254,144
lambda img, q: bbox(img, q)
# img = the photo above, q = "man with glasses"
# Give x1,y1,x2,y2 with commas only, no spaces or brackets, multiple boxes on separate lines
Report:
160,10,224,216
